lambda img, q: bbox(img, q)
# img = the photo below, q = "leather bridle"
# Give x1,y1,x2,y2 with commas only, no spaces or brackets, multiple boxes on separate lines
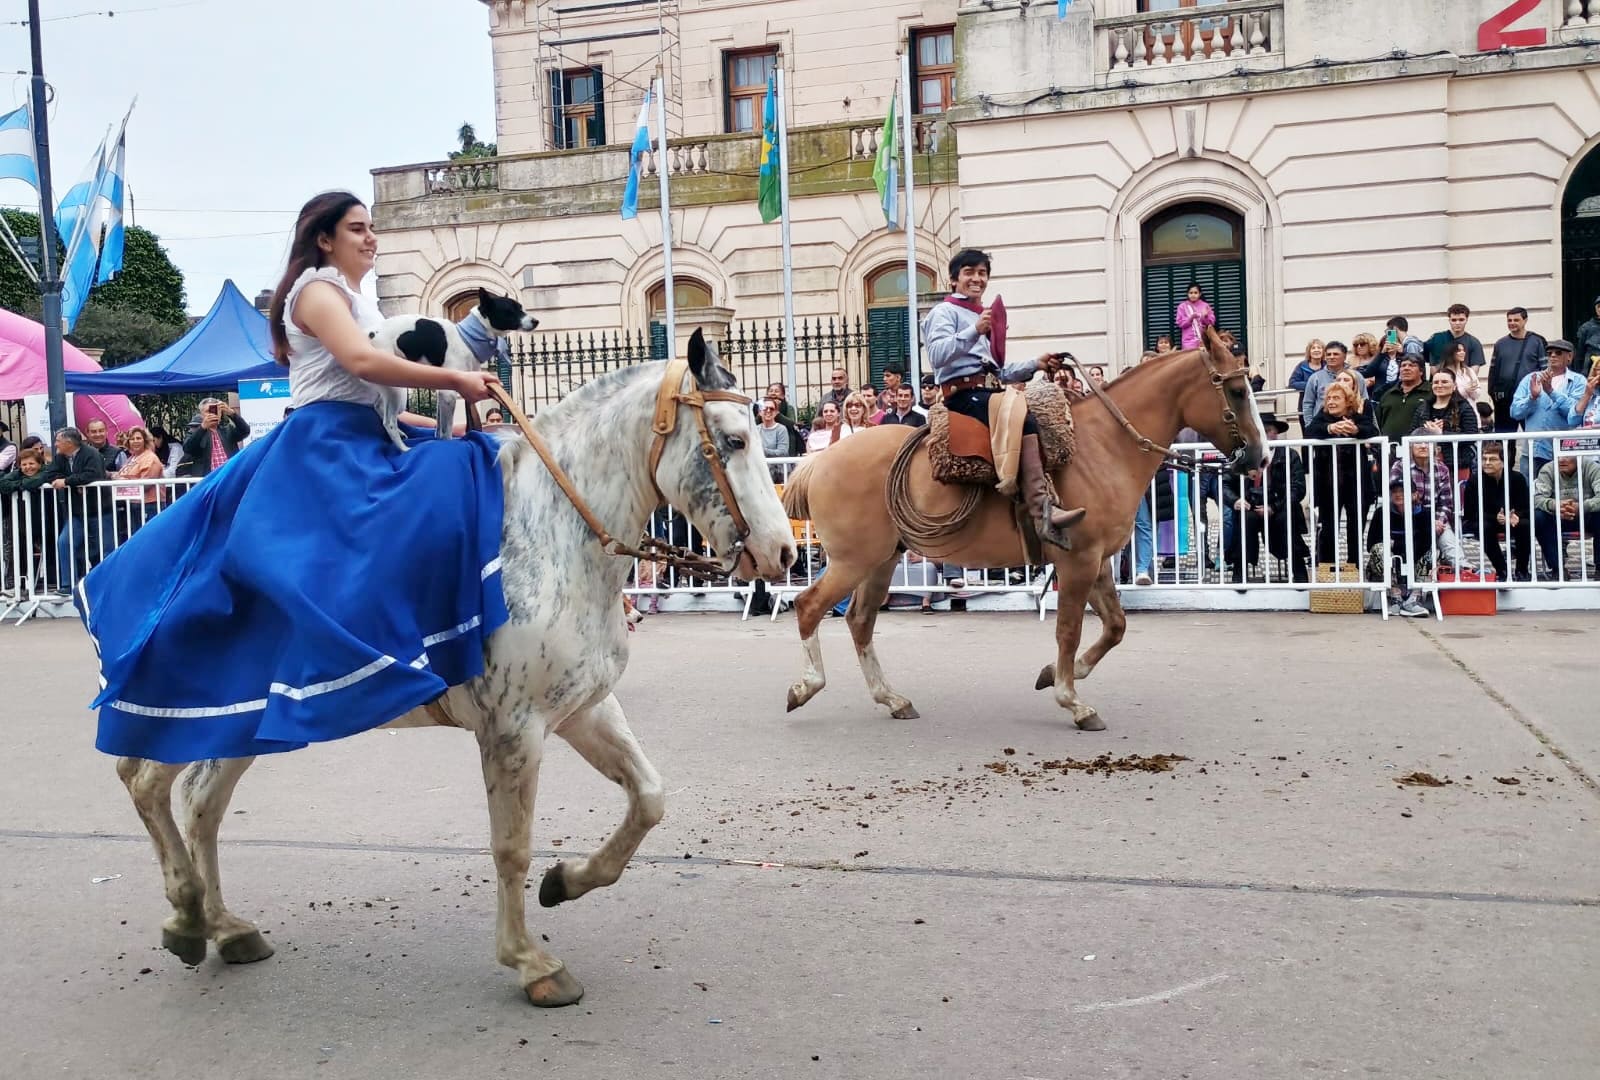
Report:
484,358,754,582
1071,341,1254,472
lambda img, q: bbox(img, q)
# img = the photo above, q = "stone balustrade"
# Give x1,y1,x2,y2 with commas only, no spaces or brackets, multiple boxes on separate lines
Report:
1098,0,1283,75
373,118,956,229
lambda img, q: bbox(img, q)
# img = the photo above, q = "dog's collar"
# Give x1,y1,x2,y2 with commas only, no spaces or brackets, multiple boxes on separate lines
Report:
455,309,507,364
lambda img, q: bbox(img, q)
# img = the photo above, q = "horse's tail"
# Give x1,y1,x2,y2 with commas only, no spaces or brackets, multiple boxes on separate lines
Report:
782,458,815,519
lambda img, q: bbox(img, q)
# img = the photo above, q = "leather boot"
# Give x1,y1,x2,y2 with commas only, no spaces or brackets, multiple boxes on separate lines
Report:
1020,434,1086,550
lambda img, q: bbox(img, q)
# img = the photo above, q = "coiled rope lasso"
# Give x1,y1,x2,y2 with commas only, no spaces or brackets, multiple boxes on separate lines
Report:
884,425,985,559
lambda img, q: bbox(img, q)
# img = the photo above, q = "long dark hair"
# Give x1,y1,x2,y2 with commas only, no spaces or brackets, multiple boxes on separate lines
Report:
268,191,366,364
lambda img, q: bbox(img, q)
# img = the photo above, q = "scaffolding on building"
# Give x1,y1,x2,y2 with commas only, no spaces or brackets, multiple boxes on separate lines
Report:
534,0,682,152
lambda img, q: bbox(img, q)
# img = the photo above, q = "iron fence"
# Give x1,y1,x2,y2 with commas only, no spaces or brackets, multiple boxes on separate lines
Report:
473,317,875,420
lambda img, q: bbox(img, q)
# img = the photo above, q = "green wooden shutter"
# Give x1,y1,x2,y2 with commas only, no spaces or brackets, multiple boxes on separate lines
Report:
590,71,606,146
649,320,668,360
866,307,910,387
1142,260,1246,352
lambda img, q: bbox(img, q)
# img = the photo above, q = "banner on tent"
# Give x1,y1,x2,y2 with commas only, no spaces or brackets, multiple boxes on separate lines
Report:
22,393,72,443
237,377,291,445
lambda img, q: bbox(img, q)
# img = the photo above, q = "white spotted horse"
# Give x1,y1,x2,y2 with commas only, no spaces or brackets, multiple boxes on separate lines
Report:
112,331,796,1007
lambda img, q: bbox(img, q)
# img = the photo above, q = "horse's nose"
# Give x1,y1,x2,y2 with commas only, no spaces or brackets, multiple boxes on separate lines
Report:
779,543,796,571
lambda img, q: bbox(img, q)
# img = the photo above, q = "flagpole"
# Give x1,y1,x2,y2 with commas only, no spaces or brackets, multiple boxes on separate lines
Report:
654,73,676,350
776,67,797,406
27,0,67,436
898,51,920,391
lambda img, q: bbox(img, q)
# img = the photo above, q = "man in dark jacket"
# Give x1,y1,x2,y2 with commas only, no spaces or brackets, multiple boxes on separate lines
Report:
1222,412,1310,582
1376,356,1431,442
45,426,111,591
1572,295,1600,378
181,398,251,478
1488,307,1548,432
1459,440,1531,582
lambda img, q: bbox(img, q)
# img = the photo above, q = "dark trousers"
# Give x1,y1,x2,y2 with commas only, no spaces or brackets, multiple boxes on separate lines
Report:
1313,477,1365,566
1491,392,1519,434
1225,508,1310,581
1481,518,1533,582
1534,510,1600,575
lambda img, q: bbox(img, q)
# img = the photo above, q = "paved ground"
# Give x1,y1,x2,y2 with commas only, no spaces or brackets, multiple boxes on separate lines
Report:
2,611,1597,1080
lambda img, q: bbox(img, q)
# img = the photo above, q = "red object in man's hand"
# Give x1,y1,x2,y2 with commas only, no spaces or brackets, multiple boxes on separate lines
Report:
989,295,1007,365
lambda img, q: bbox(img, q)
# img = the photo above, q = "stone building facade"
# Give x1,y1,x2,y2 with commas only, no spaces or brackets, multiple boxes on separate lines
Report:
372,0,1600,391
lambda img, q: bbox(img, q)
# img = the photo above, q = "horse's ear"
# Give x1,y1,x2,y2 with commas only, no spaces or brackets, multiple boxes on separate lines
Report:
688,327,710,381
1202,326,1232,367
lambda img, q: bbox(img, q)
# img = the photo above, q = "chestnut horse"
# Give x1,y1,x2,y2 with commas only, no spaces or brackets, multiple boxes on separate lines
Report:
779,329,1267,730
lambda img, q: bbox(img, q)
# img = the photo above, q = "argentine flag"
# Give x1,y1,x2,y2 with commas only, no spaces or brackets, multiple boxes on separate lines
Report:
0,104,39,190
56,134,107,259
620,86,653,220
95,124,127,284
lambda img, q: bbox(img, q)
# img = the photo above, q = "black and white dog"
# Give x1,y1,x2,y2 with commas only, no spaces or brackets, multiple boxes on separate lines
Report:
368,287,539,448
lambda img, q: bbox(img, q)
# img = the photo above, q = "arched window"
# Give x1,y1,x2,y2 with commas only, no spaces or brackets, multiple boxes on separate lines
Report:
864,264,936,387
865,264,937,307
1140,201,1247,351
647,279,713,316
442,290,482,323
1142,203,1242,264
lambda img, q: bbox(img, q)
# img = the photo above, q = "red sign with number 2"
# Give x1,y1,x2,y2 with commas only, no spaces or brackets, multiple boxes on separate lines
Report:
1478,0,1547,51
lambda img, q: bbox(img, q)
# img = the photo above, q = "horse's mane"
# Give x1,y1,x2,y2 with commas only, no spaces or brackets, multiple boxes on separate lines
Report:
531,361,662,435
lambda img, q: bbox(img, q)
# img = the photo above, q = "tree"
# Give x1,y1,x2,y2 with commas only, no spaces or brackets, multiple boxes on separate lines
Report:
449,122,497,160
0,208,187,326
65,301,186,367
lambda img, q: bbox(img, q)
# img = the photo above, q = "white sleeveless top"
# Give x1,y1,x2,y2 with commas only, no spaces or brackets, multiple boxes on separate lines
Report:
283,266,386,410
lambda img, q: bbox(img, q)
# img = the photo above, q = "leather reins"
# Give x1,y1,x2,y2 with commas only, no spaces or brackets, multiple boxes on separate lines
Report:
1070,342,1253,473
482,360,753,582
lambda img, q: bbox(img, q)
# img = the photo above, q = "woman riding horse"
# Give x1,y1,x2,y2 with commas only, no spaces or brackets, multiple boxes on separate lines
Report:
920,248,1086,549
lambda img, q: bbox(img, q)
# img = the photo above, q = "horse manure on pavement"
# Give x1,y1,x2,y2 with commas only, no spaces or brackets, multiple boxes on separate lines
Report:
1396,771,1451,787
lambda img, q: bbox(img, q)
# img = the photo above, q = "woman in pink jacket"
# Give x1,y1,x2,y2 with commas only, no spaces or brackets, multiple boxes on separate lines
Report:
1174,283,1216,350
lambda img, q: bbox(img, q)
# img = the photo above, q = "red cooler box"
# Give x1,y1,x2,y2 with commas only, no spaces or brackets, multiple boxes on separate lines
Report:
1436,567,1497,616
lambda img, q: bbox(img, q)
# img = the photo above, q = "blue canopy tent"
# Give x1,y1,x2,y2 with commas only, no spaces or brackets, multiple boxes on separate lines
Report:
64,280,280,394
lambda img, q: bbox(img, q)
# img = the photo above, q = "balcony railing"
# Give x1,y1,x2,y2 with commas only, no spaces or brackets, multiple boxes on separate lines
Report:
1558,0,1600,40
372,118,956,227
1098,0,1283,76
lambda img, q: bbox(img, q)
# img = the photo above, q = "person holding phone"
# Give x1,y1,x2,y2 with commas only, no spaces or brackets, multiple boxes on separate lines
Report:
180,397,253,479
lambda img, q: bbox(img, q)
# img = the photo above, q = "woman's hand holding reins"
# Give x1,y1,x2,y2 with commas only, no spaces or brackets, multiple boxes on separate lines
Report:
453,370,501,404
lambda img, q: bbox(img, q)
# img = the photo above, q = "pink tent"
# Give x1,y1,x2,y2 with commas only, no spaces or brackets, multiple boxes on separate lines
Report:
0,307,143,437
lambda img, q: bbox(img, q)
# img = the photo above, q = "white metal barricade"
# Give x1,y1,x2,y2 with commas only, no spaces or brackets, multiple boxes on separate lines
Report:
1400,428,1600,619
1,477,198,624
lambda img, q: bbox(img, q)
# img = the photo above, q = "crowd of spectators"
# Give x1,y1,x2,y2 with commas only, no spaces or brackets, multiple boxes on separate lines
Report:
0,398,250,599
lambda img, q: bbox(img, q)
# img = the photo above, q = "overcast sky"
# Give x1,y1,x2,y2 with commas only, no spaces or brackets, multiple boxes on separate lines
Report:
0,0,494,314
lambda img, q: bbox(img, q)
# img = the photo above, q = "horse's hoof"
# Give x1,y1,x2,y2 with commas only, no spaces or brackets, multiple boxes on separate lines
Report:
1074,710,1107,732
785,686,806,712
889,702,921,720
161,928,208,967
538,862,569,909
1035,664,1055,691
218,930,274,964
525,966,585,1008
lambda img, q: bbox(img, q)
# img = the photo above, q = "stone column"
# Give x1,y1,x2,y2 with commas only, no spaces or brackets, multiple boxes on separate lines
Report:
672,305,736,359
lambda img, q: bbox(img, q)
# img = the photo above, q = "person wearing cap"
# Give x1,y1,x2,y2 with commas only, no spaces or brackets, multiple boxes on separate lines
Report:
919,247,1084,549
1375,353,1432,443
1510,338,1582,478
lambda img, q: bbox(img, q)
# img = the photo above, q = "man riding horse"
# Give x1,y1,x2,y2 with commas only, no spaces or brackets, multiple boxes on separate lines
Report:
920,248,1087,549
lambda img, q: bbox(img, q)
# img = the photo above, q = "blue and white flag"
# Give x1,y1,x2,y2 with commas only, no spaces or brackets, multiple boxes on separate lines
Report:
94,123,127,285
0,104,39,190
620,85,653,220
56,134,106,259
1058,0,1072,18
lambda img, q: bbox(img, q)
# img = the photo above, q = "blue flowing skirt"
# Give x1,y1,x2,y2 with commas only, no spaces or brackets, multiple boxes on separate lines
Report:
81,402,509,763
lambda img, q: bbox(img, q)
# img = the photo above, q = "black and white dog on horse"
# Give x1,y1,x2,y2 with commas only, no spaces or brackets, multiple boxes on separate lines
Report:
368,287,539,449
